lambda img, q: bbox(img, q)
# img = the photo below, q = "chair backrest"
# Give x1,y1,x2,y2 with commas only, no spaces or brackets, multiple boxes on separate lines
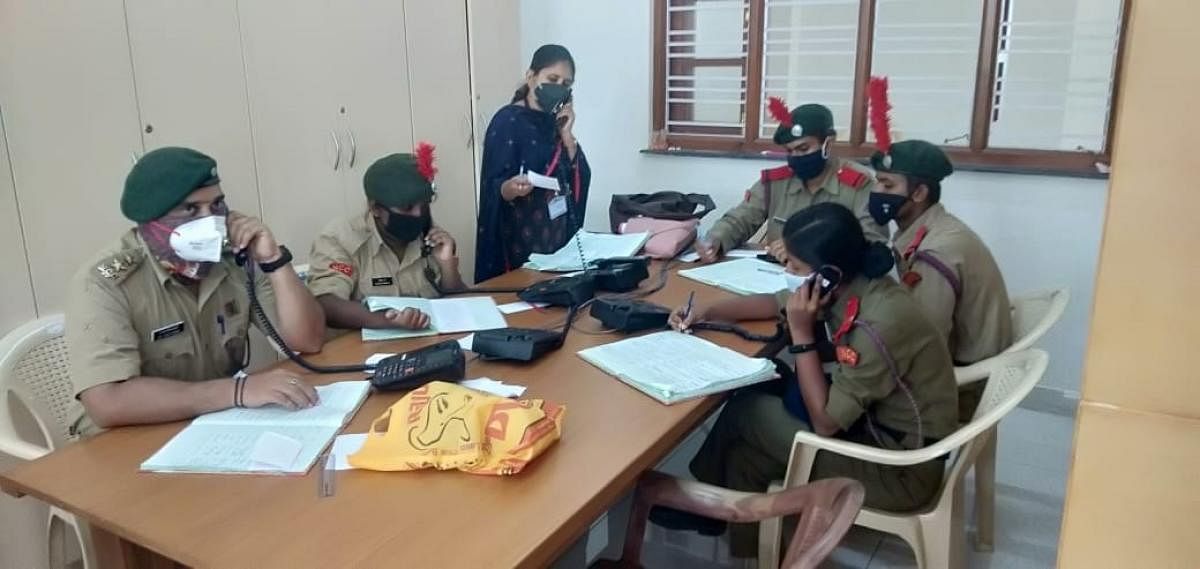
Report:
0,315,75,451
1005,288,1069,354
933,350,1049,505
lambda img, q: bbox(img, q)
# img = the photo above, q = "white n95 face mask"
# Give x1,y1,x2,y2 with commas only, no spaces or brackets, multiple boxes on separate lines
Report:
169,215,227,263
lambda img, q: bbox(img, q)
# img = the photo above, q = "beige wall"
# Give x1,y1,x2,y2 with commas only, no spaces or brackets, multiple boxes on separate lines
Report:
1058,0,1200,567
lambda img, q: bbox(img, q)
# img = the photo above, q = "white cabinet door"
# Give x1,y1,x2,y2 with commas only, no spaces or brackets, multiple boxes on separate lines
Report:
333,0,415,215
0,111,36,336
237,0,345,262
125,0,263,217
0,0,144,313
404,0,478,283
467,0,522,178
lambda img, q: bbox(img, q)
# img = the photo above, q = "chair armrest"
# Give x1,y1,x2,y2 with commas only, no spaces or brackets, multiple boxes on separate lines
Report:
954,361,991,385
791,430,966,467
0,437,48,461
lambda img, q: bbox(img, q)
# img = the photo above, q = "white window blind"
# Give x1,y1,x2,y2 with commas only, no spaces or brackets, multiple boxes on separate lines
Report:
987,0,1123,152
869,0,984,147
665,0,750,137
759,0,859,139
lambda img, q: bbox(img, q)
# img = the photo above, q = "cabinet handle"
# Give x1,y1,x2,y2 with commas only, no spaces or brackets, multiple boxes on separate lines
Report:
331,130,341,171
348,129,357,169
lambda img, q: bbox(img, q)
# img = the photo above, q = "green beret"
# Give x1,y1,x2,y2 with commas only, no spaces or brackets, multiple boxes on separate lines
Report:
773,104,835,145
870,140,954,182
363,153,434,209
121,147,219,222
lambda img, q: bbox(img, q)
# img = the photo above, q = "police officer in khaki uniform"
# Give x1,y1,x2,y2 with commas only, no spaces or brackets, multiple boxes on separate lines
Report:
66,147,326,436
867,140,1013,417
659,203,957,559
696,100,886,264
308,148,465,333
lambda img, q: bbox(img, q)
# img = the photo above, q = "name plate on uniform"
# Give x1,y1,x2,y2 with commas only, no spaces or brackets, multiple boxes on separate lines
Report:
151,321,186,342
372,276,395,287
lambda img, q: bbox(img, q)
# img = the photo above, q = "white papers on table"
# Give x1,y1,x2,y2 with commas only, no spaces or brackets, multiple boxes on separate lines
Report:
677,258,788,296
457,334,475,351
361,296,507,342
679,247,762,263
140,381,371,474
577,331,776,404
460,377,527,398
523,231,651,272
497,300,549,314
331,433,368,470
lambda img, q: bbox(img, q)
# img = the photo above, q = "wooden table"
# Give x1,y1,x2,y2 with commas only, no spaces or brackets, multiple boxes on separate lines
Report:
1,264,780,569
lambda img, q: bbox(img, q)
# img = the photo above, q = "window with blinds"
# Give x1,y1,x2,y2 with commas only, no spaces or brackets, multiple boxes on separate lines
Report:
652,0,1128,174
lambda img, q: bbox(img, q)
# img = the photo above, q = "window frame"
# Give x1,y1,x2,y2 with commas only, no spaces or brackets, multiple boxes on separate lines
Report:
650,0,1131,176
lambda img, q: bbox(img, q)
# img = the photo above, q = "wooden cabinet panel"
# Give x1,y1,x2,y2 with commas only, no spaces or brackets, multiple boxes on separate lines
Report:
404,0,478,282
125,0,262,217
0,0,145,313
236,0,344,262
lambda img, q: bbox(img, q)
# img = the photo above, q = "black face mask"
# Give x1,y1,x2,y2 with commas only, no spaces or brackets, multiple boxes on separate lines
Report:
383,209,431,243
787,147,829,181
867,192,908,226
534,82,571,114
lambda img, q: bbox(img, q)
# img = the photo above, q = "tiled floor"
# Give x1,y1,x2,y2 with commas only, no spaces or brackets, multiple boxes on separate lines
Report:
640,405,1075,569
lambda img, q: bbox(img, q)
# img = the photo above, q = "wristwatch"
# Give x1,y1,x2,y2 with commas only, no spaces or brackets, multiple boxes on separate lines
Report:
259,245,293,273
787,342,819,354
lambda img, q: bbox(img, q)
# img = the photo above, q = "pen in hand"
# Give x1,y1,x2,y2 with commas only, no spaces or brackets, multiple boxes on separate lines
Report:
680,290,696,333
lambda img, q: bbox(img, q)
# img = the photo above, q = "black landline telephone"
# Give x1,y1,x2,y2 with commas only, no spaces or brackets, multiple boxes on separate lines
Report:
236,252,464,390
472,304,579,362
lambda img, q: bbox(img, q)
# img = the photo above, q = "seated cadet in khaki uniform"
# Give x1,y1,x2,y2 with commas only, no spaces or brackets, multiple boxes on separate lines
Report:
866,140,1013,418
66,147,326,436
657,203,958,559
308,146,466,333
696,98,886,264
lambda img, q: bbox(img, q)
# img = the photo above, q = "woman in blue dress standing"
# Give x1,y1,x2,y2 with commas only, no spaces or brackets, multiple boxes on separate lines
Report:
474,44,592,283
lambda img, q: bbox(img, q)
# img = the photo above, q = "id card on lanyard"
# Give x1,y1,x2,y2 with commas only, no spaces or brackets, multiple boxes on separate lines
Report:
543,144,569,220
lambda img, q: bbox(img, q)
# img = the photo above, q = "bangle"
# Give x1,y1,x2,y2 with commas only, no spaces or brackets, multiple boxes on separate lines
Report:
233,370,249,408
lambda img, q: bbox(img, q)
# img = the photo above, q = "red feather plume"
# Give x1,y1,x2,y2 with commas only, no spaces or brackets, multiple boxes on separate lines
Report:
868,76,893,153
766,96,792,127
415,141,437,183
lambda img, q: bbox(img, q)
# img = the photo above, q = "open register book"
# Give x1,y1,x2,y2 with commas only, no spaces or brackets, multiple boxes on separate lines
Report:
140,381,371,475
677,258,789,296
361,296,507,342
577,331,776,404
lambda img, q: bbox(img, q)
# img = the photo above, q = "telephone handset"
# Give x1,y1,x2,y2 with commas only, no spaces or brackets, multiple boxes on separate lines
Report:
553,89,574,127
815,266,841,298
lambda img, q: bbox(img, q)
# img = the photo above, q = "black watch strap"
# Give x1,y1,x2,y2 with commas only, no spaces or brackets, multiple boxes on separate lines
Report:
788,342,819,354
259,245,293,273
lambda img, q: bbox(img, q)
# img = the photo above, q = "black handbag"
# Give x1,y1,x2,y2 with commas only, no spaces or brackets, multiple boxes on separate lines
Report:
608,191,716,233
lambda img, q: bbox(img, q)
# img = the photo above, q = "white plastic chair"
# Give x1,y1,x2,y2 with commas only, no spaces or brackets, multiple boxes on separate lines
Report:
759,349,1049,569
953,288,1068,550
0,315,95,569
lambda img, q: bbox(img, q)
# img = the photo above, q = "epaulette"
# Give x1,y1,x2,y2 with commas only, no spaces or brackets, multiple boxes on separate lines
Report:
95,248,145,284
836,164,869,189
760,165,793,184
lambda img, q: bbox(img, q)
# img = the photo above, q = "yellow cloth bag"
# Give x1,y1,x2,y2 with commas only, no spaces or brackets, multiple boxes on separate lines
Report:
348,381,566,475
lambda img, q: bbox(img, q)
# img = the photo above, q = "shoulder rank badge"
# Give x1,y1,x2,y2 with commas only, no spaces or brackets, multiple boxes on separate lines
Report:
837,165,868,189
836,345,859,367
96,252,140,280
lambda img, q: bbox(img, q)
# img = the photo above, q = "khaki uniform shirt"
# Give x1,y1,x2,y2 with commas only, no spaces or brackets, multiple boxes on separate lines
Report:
65,229,280,436
307,211,443,303
775,275,958,445
707,158,887,253
893,204,1013,365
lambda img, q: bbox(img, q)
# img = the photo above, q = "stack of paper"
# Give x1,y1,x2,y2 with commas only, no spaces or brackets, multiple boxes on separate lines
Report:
678,258,789,295
523,231,651,272
361,296,507,342
577,331,776,404
140,381,371,475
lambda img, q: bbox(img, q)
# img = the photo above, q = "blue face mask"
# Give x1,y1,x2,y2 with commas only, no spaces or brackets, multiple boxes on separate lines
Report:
787,143,829,181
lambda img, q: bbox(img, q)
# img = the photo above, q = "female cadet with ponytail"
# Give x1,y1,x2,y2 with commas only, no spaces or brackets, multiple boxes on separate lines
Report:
474,44,592,282
658,202,959,559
